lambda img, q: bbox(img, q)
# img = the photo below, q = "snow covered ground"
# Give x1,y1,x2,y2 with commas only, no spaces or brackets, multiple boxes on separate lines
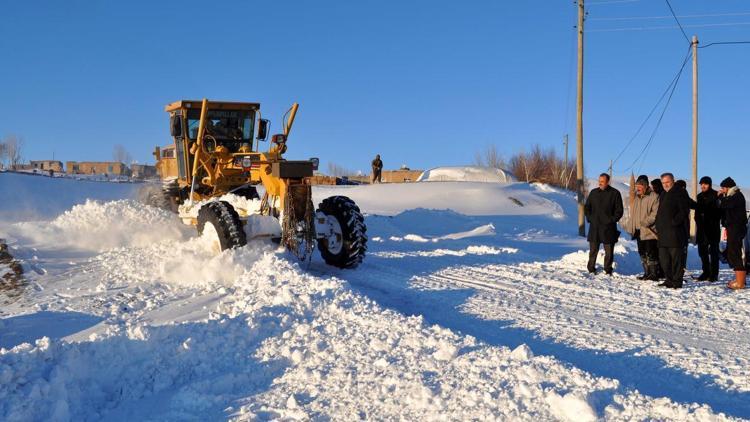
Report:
1,172,748,420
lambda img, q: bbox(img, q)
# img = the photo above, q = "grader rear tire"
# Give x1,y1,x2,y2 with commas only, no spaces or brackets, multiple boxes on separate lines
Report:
316,196,367,269
197,201,247,251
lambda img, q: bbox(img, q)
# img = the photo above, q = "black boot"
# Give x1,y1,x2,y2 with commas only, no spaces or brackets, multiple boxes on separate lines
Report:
655,264,665,280
710,261,720,282
694,272,710,281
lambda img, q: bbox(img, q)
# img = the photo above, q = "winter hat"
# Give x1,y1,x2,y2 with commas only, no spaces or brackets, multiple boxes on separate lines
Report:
636,177,649,187
720,177,737,188
636,174,649,184
699,176,712,185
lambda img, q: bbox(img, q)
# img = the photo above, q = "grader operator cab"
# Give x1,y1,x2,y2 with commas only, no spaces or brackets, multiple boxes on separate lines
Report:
147,99,366,269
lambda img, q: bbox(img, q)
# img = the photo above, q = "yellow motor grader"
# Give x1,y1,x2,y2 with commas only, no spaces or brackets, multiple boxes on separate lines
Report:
147,98,366,268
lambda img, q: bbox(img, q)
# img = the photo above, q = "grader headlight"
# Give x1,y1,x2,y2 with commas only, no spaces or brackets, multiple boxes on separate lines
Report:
234,155,259,170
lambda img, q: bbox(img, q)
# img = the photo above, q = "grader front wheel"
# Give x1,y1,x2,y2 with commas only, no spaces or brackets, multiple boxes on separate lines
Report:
197,201,247,252
316,196,367,269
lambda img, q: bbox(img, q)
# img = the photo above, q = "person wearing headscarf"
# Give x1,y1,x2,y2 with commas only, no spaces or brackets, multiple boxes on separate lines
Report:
718,177,748,290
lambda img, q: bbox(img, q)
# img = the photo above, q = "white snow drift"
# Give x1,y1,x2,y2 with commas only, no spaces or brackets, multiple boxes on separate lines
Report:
417,165,516,183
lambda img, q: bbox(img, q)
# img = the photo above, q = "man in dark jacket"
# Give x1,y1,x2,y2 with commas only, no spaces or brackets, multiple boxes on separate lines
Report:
585,173,624,275
371,154,383,184
650,178,666,279
718,177,747,290
694,176,721,281
655,173,691,288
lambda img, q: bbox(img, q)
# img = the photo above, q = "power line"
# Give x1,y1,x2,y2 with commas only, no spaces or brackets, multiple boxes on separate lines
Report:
627,49,692,173
699,40,750,48
589,21,750,32
623,47,693,173
590,11,750,21
612,46,692,167
614,45,691,168
664,0,691,43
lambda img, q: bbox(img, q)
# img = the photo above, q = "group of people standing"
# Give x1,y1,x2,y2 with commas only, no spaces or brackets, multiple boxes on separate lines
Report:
585,172,748,290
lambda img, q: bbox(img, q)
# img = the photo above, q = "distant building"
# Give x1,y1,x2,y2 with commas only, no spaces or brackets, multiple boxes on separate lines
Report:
130,164,157,179
380,169,424,183
66,161,130,176
30,160,64,172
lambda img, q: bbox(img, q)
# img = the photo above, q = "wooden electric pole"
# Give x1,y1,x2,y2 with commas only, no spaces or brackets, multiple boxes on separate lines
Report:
576,0,586,237
690,35,699,241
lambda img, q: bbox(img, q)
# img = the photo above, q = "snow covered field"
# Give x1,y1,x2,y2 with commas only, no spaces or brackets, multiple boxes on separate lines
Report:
1,172,748,420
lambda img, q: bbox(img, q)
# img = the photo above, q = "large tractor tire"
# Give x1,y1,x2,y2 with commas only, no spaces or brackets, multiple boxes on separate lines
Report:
197,201,247,252
316,196,367,269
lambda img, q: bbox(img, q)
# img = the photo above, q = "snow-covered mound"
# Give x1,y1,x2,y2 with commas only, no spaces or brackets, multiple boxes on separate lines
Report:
417,166,516,183
313,182,563,217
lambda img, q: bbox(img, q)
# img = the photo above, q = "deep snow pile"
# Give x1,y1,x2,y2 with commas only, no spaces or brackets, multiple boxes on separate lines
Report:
417,166,516,183
0,174,746,420
313,181,564,217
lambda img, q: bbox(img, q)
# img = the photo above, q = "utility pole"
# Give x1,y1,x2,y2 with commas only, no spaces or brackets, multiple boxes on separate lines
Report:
690,35,699,241
576,0,586,237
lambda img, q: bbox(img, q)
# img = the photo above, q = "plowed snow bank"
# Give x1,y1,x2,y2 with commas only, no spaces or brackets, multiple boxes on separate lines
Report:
16,200,188,252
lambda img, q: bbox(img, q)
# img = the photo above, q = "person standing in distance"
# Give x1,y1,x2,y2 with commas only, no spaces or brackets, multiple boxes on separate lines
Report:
654,173,691,289
371,154,383,184
585,173,624,276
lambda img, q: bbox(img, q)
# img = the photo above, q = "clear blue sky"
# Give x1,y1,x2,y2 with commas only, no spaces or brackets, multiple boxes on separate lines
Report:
1,0,749,183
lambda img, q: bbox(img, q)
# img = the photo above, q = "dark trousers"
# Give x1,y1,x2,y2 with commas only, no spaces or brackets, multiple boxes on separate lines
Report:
659,247,685,284
636,237,658,262
588,242,614,273
726,233,747,271
697,239,720,278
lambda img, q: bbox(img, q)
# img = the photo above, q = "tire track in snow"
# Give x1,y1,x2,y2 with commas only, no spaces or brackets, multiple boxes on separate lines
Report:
409,261,750,393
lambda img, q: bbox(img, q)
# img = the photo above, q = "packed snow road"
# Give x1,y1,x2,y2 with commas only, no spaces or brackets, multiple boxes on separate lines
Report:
0,173,747,420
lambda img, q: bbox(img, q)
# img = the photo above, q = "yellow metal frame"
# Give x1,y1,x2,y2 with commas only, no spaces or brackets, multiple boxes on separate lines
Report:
159,98,305,218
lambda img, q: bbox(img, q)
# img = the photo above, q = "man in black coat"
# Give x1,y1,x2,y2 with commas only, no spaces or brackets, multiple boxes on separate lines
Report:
718,177,748,290
649,178,666,279
655,173,691,288
694,176,721,281
584,173,624,275
371,154,383,184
